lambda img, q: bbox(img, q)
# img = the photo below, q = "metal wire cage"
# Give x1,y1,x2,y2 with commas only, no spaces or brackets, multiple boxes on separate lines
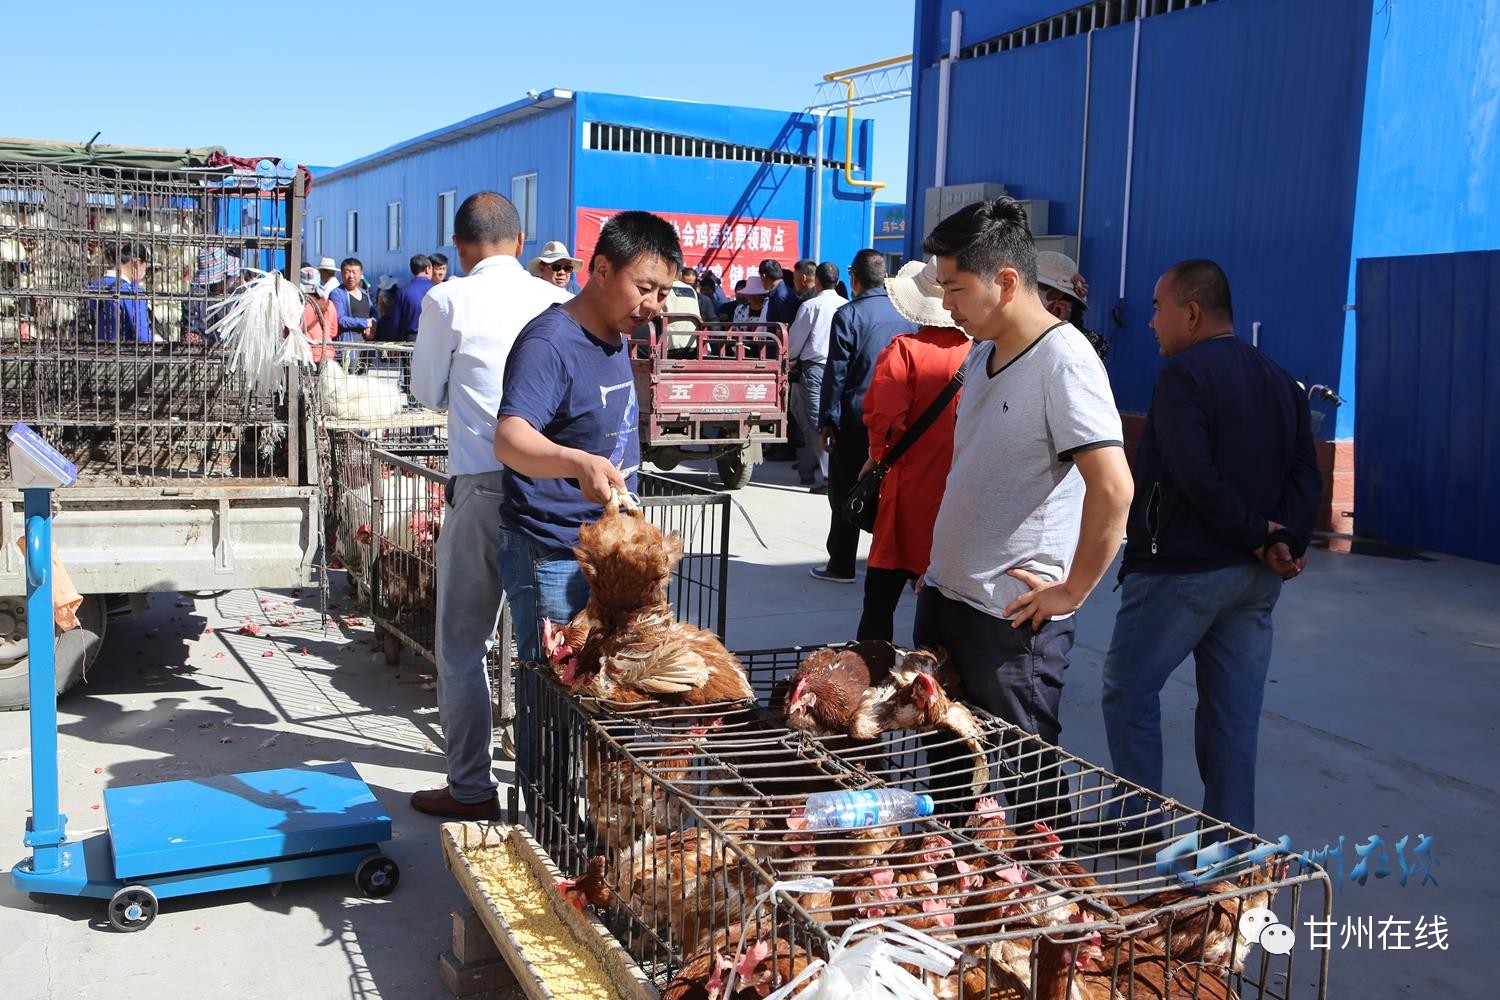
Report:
0,156,304,483
516,647,1334,999
316,342,445,434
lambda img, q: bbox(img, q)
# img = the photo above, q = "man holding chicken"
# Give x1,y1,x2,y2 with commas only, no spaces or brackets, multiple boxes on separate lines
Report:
493,211,683,803
407,192,569,821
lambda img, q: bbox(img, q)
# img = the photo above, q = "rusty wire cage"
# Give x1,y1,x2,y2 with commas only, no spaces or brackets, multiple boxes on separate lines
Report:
515,647,1334,999
0,154,306,483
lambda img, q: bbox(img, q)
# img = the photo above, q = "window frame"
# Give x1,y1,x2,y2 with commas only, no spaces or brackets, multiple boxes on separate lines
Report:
511,173,538,239
386,200,402,252
437,189,457,246
346,210,359,254
312,216,323,257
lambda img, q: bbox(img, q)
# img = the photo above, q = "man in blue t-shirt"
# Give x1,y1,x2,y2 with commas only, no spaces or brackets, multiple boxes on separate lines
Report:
492,210,684,663
87,243,155,342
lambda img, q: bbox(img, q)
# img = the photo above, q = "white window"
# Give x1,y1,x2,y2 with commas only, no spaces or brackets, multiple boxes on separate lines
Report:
346,210,359,254
437,190,457,246
386,201,401,252
511,173,537,238
312,217,323,256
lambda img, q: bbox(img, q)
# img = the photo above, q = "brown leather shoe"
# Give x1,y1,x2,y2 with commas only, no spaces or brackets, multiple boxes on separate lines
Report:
410,786,501,821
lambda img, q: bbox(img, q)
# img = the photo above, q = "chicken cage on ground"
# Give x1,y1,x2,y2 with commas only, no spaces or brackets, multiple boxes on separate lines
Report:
514,648,1333,1000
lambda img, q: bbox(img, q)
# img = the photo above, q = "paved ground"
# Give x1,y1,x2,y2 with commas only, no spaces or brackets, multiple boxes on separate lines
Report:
2,457,1495,998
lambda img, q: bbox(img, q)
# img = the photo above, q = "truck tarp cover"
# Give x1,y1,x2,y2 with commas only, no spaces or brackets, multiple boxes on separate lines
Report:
0,137,226,170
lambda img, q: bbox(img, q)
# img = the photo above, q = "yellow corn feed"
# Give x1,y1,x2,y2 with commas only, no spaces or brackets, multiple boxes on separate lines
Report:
464,841,623,999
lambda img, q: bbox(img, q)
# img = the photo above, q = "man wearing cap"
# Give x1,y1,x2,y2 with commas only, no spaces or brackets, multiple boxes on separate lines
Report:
1101,259,1319,837
785,262,846,489
528,241,582,293
1036,251,1107,360
407,193,570,821
387,254,435,342
814,250,916,583
317,257,340,295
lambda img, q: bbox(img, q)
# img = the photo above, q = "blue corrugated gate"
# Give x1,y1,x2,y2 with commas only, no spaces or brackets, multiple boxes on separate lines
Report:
1355,251,1500,562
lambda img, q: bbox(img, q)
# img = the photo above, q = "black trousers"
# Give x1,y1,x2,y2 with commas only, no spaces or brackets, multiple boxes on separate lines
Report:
858,567,917,643
823,425,868,578
914,585,1076,829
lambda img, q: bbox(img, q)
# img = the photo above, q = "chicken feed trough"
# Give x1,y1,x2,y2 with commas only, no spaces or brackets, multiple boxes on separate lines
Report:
514,647,1334,999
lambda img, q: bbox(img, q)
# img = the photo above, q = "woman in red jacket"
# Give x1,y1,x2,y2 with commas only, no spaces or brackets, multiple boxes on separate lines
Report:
857,259,971,642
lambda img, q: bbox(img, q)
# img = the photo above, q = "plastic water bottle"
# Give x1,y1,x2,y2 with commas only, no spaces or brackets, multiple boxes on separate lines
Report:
802,789,935,829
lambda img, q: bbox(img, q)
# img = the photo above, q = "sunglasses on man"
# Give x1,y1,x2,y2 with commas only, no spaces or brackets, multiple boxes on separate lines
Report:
549,262,574,273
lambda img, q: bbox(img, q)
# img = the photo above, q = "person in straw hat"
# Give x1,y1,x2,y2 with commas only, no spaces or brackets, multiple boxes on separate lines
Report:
528,240,583,292
182,246,241,344
295,265,339,364
854,259,972,641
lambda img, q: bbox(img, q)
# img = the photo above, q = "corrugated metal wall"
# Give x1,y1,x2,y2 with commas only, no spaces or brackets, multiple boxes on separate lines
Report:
1339,0,1500,438
1354,251,1500,563
572,93,873,272
302,104,574,281
906,0,1370,435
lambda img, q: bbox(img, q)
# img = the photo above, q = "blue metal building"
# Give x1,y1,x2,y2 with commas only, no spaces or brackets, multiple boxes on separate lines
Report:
905,0,1500,558
303,90,877,292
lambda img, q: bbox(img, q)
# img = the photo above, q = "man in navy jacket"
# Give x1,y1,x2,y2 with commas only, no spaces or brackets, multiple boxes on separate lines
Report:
814,249,916,582
388,254,436,342
1102,259,1320,837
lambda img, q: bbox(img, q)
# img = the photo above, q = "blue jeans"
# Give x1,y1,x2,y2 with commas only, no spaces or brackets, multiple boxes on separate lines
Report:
496,527,590,822
1101,563,1283,834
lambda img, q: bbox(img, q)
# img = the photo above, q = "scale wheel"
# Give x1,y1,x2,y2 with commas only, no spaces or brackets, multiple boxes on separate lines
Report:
355,854,400,897
108,885,159,932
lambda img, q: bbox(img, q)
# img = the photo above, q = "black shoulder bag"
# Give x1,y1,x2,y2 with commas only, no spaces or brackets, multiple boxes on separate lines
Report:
842,360,968,533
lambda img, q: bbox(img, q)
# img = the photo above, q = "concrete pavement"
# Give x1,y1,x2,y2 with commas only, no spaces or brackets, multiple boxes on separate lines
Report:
1,456,1494,998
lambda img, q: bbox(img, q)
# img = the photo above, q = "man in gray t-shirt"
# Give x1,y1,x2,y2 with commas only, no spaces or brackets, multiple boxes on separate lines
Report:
917,197,1133,827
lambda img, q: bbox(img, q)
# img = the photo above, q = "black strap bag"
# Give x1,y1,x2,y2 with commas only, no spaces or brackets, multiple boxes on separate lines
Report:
842,360,967,533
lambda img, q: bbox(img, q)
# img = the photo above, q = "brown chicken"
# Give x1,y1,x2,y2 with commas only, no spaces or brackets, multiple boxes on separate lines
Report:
1011,821,1129,913
583,723,716,854
1121,856,1289,975
611,827,760,956
1034,916,1240,1000
783,641,989,799
358,511,438,625
663,933,817,1000
556,855,613,911
548,497,753,706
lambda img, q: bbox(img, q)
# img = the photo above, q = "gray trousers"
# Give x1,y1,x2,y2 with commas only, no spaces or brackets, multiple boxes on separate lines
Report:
793,361,828,482
434,470,507,803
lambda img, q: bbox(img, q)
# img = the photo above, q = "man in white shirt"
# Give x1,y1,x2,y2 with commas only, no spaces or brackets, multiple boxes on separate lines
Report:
785,262,847,489
408,192,570,820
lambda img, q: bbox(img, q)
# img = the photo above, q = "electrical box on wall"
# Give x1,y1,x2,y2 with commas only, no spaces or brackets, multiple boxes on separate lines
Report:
923,182,1007,239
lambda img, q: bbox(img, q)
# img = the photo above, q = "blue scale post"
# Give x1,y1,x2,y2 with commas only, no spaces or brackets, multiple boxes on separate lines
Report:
8,423,400,931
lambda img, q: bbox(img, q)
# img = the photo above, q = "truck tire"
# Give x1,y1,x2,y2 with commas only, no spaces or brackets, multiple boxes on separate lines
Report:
0,594,108,712
716,448,755,490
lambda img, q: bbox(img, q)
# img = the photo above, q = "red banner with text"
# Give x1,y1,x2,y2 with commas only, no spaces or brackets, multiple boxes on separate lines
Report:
575,208,800,288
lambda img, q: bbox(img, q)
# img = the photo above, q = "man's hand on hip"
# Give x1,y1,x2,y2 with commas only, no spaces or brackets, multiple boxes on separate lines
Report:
1003,568,1083,629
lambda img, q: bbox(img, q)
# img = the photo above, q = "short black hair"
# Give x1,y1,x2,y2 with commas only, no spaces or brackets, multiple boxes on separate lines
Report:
923,197,1037,287
680,265,697,278
699,269,719,288
454,191,522,244
592,210,683,274
103,242,150,266
410,254,432,275
759,259,783,281
794,259,816,279
340,256,362,270
1163,259,1234,320
815,261,840,290
429,252,448,267
734,279,747,291
849,248,885,289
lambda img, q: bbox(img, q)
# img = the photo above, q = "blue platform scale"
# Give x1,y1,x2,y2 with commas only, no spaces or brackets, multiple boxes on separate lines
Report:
7,423,399,931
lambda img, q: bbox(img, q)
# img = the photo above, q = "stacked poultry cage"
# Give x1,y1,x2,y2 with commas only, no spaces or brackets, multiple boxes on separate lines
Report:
518,644,1333,999
0,153,304,482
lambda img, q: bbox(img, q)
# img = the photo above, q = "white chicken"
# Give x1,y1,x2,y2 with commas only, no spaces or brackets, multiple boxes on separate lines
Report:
319,359,409,420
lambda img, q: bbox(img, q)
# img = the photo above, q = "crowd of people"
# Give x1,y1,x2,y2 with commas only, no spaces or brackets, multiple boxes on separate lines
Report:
290,190,1318,841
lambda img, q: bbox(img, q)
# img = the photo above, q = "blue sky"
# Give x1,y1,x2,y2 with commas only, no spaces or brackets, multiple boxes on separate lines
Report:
5,0,916,196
